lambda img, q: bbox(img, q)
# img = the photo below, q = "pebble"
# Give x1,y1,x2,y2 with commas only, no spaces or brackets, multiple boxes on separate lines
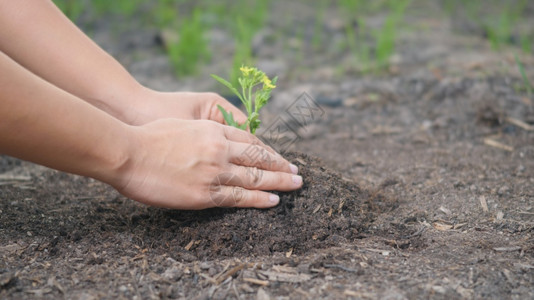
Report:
498,186,510,195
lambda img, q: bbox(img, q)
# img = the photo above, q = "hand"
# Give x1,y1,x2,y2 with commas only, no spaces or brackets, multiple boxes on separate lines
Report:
127,89,247,126
112,119,302,209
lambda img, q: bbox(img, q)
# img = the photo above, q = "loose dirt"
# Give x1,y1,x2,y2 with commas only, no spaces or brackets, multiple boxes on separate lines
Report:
1,0,533,299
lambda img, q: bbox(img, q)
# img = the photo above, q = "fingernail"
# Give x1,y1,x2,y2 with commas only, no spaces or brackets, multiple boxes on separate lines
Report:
289,163,299,174
292,175,302,186
269,194,280,204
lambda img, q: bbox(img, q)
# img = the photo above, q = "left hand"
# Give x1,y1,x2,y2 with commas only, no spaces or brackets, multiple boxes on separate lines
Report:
126,88,248,126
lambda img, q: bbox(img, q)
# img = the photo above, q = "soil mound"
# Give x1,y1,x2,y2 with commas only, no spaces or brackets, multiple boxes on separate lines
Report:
134,152,395,259
0,153,394,261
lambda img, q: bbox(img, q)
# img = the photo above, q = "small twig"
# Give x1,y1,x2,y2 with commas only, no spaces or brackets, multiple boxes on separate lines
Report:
243,277,269,286
0,174,31,181
215,263,250,285
483,138,513,152
506,117,534,131
493,246,522,252
479,196,489,213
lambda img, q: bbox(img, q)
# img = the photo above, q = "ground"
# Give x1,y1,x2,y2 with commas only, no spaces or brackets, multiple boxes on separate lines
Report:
1,1,533,299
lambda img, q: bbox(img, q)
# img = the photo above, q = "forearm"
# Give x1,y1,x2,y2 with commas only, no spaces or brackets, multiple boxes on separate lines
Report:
0,51,131,185
0,0,147,123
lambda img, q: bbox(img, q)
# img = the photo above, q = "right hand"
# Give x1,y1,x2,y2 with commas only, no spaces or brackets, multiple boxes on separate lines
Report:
112,119,302,210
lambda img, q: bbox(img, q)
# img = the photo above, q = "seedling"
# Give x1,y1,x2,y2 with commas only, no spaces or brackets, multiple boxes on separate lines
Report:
212,66,277,134
167,8,210,76
515,54,533,95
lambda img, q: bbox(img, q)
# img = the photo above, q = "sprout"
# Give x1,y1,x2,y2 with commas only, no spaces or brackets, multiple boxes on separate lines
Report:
212,66,277,134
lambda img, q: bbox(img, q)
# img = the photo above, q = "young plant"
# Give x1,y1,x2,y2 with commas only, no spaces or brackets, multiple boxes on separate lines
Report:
212,66,277,134
167,8,210,77
515,54,533,95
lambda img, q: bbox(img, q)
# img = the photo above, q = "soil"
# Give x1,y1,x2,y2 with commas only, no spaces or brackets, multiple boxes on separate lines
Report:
1,1,533,299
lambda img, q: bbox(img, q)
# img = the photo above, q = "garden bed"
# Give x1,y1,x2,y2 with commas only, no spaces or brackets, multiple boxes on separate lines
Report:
1,0,533,299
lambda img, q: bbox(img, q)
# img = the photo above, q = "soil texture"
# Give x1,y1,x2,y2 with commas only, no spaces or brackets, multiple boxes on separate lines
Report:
1,1,533,299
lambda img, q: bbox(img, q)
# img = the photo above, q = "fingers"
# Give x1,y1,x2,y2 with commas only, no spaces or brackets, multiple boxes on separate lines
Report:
222,125,280,157
227,165,302,191
209,185,281,208
228,141,297,174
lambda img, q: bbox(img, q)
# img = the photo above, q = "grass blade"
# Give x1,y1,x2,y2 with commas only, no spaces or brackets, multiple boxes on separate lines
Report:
516,54,533,95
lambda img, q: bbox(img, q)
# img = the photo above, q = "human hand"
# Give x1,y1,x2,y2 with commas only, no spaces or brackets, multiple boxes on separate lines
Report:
112,119,301,209
127,89,247,126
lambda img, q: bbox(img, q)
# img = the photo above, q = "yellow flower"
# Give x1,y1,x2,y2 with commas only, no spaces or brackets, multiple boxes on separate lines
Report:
262,75,276,89
240,66,253,76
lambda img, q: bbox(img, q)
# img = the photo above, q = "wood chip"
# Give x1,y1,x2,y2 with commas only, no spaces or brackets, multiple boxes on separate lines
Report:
439,206,451,215
132,254,145,261
47,276,65,294
432,222,453,231
453,223,467,229
0,174,31,181
344,290,360,297
496,211,504,221
258,271,312,283
483,138,513,152
479,196,489,213
285,248,293,258
184,240,195,251
214,263,250,285
243,277,269,286
338,199,345,213
493,246,521,252
506,117,534,131
295,158,307,165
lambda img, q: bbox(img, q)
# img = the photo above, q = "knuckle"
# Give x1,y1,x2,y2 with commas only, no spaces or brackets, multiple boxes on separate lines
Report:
248,167,262,186
232,186,246,206
204,136,228,156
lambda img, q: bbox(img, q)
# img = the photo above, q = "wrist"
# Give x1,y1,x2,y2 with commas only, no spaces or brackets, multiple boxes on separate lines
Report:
88,81,151,125
90,122,138,190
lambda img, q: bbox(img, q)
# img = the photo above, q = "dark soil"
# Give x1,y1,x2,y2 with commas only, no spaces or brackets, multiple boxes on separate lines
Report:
1,1,534,299
0,153,392,261
136,152,393,259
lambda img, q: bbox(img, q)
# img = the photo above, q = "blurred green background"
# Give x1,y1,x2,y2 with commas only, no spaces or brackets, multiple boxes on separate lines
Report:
53,0,533,83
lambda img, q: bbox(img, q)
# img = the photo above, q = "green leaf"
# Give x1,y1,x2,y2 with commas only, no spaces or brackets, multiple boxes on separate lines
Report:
211,74,246,105
217,105,247,130
217,105,237,126
237,121,248,130
248,112,261,134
